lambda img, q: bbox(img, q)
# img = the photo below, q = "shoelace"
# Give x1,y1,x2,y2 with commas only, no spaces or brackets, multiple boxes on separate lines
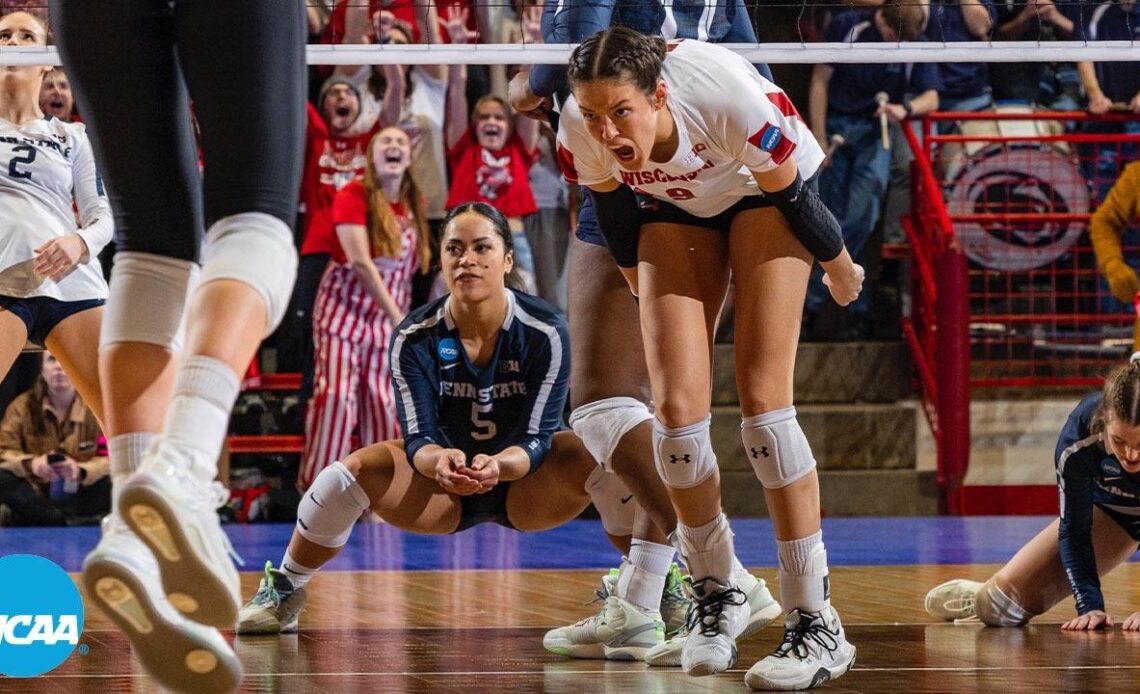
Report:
685,579,747,638
250,562,289,608
774,611,840,660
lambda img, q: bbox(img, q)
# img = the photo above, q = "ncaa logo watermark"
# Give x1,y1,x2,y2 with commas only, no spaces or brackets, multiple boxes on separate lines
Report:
0,554,84,677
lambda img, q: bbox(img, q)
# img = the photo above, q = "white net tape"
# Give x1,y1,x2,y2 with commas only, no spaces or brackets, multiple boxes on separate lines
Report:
0,41,1137,66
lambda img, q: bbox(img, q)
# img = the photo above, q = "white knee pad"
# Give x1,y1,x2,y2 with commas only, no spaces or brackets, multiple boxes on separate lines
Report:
584,465,636,537
741,407,816,489
653,415,718,489
569,397,653,470
100,251,197,351
975,577,1032,627
198,212,297,337
295,462,372,548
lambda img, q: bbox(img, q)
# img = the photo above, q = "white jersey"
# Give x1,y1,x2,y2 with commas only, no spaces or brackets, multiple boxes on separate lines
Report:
557,39,824,218
0,116,113,301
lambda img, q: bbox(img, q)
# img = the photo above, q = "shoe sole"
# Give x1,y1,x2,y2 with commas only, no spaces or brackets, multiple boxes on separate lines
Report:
646,600,783,668
684,643,738,677
744,647,856,691
543,641,606,659
83,555,242,693
120,479,238,629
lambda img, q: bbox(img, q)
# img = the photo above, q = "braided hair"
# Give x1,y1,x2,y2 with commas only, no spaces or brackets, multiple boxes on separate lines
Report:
1092,352,1140,437
567,26,668,97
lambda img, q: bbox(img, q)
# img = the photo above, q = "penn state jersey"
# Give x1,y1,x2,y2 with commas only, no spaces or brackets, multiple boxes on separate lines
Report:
390,288,570,472
1055,391,1140,614
556,39,824,219
0,115,112,301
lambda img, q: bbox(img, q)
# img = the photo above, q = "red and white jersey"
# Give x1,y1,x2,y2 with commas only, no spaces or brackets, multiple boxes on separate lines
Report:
557,39,823,218
0,116,112,300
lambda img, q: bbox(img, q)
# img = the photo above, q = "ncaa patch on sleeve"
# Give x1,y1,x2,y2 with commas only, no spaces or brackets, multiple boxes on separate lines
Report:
748,123,795,164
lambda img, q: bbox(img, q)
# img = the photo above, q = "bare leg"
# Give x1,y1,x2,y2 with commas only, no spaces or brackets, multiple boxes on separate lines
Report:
44,306,106,425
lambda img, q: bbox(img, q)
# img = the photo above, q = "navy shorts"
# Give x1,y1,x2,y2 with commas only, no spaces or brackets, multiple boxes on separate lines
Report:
1096,503,1140,541
0,295,105,347
454,482,517,533
635,193,772,232
574,188,606,247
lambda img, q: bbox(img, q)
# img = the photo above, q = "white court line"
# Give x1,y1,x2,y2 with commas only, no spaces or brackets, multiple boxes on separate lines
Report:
37,665,1140,679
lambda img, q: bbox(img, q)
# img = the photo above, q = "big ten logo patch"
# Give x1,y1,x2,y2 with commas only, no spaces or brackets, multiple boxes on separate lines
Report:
0,554,84,677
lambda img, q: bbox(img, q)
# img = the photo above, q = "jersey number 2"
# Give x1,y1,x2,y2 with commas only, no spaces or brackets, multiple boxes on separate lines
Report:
470,402,497,441
8,145,36,180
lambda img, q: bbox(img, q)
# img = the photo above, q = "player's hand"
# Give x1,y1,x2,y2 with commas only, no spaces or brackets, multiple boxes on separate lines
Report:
508,71,552,122
1121,611,1140,630
1130,92,1140,114
823,262,865,307
464,454,501,493
1104,258,1140,304
434,449,480,496
1062,610,1113,631
1088,93,1113,115
34,233,89,281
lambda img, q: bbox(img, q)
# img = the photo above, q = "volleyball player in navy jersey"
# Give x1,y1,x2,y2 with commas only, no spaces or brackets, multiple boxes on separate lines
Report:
51,2,306,692
928,355,1140,632
236,202,674,660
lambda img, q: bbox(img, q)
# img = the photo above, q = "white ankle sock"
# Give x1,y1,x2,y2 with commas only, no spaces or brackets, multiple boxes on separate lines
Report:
616,539,673,611
279,551,318,590
108,432,156,514
776,530,830,614
163,355,240,479
677,513,735,585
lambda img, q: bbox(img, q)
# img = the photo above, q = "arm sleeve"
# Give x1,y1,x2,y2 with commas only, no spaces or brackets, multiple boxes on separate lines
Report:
529,0,616,97
590,185,641,268
390,330,442,465
1055,409,1104,614
515,315,571,472
71,129,114,258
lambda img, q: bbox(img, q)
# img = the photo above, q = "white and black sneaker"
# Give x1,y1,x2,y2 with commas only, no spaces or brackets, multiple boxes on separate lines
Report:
745,607,856,691
680,578,750,676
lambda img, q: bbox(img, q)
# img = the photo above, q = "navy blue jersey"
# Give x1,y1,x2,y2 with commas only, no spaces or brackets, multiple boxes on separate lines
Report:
390,288,570,473
1075,2,1140,103
1055,392,1140,614
824,11,943,116
926,0,995,100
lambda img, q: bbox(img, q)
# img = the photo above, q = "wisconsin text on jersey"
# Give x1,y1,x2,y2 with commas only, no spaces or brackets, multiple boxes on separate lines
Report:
618,143,716,187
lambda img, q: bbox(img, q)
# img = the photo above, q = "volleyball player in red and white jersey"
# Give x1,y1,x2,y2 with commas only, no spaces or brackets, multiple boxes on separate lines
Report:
559,29,862,690
299,127,432,490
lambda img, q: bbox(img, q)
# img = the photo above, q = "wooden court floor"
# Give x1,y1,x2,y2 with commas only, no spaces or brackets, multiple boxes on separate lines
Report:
12,562,1140,693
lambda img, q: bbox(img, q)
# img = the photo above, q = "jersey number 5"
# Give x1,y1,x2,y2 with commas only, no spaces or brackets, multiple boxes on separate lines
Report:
470,402,497,441
8,145,36,180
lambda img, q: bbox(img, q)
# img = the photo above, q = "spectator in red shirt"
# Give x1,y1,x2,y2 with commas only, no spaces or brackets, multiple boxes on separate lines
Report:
300,126,432,489
443,6,539,292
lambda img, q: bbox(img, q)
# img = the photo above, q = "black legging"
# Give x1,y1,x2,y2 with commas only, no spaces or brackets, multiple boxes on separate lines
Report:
50,0,306,261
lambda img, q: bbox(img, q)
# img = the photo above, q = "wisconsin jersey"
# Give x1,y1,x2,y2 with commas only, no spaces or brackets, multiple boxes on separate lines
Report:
0,115,112,300
391,288,570,472
1055,392,1140,614
556,39,824,219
